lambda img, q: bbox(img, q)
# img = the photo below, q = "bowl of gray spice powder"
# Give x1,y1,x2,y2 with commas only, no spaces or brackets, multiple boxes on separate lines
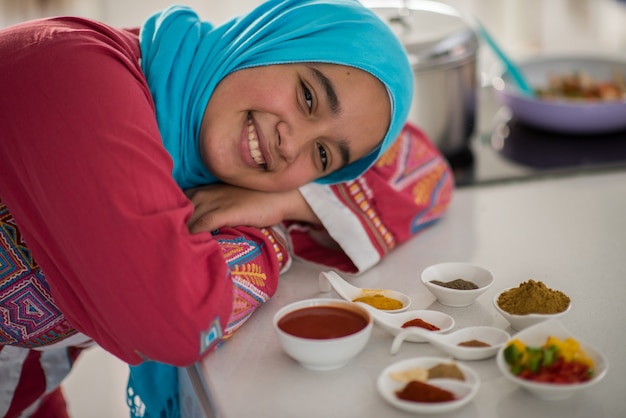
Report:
421,262,495,307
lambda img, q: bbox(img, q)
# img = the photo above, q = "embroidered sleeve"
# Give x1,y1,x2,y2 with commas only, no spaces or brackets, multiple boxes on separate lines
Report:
288,123,455,273
213,226,288,338
0,199,82,349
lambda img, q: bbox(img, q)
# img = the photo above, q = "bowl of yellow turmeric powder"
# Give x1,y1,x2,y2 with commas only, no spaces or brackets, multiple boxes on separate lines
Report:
493,280,572,331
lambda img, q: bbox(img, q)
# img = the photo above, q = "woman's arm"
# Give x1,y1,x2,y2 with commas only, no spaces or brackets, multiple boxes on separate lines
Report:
0,18,287,366
182,123,454,275
289,123,455,273
185,185,320,233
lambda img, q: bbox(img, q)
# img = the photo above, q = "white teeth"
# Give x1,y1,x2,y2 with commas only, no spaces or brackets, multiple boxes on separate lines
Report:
247,114,266,166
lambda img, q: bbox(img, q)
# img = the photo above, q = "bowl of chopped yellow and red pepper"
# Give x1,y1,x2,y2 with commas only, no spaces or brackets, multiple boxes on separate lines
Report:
496,318,608,400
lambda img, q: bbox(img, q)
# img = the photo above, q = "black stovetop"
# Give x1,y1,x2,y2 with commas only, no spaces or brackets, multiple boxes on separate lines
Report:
449,98,626,187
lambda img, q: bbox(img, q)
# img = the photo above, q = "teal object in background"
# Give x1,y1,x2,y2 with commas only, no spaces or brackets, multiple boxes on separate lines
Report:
475,21,535,97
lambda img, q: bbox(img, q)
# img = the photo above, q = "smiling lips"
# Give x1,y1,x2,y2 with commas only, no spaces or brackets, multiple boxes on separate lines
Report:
247,113,266,167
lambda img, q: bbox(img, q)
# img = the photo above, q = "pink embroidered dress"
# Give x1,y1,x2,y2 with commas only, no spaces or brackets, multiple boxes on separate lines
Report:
0,17,287,416
0,16,453,418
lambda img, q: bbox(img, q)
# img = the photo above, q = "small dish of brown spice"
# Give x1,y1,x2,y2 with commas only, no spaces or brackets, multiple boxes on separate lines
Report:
493,280,572,330
421,262,495,307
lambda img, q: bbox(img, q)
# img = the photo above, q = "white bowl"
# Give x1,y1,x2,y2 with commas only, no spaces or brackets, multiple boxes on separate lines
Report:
496,319,608,401
421,262,495,307
492,54,626,134
493,288,571,331
378,357,480,414
273,298,373,371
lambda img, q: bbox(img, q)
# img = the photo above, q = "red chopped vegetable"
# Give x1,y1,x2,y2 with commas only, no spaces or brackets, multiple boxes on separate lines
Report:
518,358,592,384
401,318,440,331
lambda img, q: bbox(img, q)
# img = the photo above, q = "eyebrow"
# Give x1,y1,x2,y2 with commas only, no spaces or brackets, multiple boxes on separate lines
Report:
337,138,350,169
307,66,350,168
308,66,342,116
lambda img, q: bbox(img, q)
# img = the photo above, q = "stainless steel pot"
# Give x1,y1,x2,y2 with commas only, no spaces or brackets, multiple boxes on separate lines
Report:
367,1,479,162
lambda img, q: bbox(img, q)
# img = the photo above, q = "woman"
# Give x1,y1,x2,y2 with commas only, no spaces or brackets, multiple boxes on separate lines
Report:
0,0,453,416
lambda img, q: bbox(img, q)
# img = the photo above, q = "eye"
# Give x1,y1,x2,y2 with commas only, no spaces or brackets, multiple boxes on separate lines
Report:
317,143,328,171
301,82,313,112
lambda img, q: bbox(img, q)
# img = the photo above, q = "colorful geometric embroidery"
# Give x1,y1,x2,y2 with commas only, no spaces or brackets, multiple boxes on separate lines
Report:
382,125,443,190
261,227,287,270
217,233,275,336
329,123,454,255
333,180,396,254
410,165,451,235
0,205,33,288
0,200,77,348
199,317,223,355
225,271,269,334
374,124,454,234
217,236,263,266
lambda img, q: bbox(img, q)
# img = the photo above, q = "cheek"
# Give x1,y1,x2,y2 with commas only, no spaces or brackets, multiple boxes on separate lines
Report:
276,173,313,190
272,165,319,191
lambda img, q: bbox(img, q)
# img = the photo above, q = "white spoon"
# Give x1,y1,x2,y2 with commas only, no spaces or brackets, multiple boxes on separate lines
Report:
390,326,510,361
355,301,455,342
318,271,411,313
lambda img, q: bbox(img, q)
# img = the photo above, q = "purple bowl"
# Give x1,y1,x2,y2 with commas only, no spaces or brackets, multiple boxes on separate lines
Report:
493,55,626,134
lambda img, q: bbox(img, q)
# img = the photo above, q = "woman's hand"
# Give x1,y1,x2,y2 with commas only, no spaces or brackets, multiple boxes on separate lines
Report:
184,184,320,233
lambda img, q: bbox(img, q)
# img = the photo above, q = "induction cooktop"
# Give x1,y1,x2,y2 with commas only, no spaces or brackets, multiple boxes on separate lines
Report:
450,107,626,187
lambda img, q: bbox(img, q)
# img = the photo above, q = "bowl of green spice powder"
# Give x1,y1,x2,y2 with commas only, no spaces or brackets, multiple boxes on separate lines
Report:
421,262,495,307
493,280,572,331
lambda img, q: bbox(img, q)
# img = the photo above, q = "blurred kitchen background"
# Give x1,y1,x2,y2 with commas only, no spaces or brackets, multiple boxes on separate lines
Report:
2,0,626,416
4,0,626,59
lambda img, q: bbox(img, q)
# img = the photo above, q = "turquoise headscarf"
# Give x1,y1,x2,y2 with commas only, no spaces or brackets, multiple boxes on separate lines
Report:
140,0,413,188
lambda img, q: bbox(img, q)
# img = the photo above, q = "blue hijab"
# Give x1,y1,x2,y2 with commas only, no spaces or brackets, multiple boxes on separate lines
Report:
140,0,413,188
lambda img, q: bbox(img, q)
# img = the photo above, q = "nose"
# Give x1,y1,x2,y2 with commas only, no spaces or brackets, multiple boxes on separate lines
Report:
275,120,317,164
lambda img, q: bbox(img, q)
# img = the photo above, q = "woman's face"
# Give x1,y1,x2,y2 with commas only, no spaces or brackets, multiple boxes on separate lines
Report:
199,63,391,192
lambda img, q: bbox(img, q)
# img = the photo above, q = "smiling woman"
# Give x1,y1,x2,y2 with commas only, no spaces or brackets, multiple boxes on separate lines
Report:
201,63,391,191
0,1,453,417
139,0,413,189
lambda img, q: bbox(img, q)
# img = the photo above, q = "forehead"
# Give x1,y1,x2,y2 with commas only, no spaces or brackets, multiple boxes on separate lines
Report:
308,63,389,100
307,63,390,116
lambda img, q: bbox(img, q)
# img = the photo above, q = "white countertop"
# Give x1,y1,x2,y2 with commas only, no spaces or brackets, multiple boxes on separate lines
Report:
191,168,626,418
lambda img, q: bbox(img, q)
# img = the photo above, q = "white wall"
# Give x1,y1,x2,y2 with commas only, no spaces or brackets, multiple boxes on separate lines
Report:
0,0,265,28
99,0,265,27
3,0,626,56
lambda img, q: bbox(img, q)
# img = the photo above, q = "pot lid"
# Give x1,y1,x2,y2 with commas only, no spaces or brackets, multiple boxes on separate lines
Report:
366,1,479,70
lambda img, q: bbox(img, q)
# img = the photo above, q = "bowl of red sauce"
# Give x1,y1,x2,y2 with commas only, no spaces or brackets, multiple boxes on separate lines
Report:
273,298,373,371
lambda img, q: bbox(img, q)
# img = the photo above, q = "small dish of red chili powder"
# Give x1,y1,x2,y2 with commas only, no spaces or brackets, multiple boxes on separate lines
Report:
377,356,481,414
